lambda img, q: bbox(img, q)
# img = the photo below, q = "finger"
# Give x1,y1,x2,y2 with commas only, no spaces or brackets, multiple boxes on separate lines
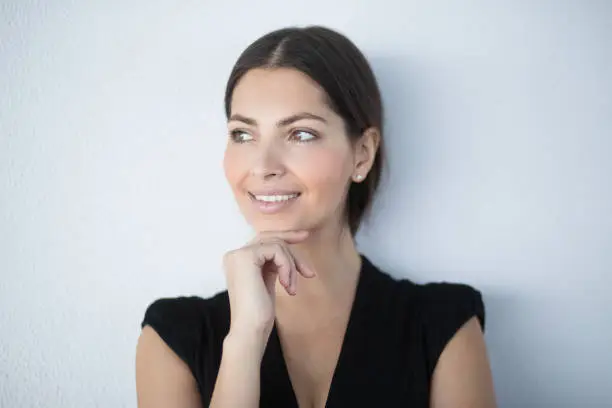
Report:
251,230,309,245
293,256,316,279
265,240,298,295
277,243,299,295
254,243,293,292
263,238,315,281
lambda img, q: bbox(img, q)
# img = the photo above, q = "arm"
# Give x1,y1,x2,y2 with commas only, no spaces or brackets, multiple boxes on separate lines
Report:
430,316,497,408
209,329,267,408
136,231,309,407
136,325,266,408
136,326,202,408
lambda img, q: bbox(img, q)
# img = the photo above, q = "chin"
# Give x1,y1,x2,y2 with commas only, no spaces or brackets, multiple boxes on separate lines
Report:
244,209,322,232
250,218,311,233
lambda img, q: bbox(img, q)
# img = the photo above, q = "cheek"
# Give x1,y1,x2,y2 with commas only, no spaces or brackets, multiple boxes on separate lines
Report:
223,146,245,190
296,148,352,201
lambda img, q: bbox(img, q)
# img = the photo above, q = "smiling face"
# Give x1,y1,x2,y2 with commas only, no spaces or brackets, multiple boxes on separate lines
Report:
223,68,358,233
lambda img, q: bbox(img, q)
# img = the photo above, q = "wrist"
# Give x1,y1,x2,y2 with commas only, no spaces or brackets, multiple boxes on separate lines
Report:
224,326,270,358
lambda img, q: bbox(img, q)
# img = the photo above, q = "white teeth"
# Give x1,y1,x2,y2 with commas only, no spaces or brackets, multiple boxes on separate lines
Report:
254,193,299,202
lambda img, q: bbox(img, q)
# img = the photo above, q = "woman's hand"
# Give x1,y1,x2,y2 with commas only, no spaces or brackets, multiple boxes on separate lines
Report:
222,230,316,342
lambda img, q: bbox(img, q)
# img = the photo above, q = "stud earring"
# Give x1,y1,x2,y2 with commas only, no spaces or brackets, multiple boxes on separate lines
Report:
355,174,364,181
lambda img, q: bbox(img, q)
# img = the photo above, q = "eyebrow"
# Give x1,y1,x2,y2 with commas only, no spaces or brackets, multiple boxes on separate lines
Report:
228,112,328,127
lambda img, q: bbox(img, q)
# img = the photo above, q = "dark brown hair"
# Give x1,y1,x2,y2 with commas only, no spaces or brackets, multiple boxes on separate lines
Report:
224,25,385,235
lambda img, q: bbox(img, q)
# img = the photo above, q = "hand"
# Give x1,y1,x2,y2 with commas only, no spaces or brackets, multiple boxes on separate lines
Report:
222,230,316,341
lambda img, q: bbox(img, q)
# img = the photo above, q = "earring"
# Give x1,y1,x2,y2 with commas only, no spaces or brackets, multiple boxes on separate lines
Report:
355,174,364,181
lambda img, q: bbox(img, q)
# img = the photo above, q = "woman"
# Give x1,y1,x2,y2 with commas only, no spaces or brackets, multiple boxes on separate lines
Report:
136,25,496,408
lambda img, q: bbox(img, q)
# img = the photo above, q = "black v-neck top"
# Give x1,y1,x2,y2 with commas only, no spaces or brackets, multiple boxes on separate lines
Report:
141,255,485,407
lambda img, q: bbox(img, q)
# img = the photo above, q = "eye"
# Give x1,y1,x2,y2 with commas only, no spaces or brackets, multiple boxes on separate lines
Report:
229,130,254,143
290,129,318,143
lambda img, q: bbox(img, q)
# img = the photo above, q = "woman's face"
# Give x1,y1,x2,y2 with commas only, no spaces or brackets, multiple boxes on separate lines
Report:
223,68,358,233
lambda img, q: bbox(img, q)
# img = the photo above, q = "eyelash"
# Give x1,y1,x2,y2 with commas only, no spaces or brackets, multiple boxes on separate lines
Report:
290,129,318,143
229,129,253,144
229,129,319,144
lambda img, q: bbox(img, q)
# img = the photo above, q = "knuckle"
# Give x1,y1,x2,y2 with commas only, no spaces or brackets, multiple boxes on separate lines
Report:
222,247,248,266
222,250,235,263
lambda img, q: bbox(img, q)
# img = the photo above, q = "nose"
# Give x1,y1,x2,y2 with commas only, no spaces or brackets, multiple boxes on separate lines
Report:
249,142,286,180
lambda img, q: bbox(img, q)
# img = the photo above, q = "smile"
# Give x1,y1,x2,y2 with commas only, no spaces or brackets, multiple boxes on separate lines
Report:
252,193,300,202
248,192,301,214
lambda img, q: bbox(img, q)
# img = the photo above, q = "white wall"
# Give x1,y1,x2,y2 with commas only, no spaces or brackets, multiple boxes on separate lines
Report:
1,1,610,407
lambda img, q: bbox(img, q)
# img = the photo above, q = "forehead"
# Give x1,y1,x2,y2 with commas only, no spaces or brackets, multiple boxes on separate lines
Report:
230,68,335,119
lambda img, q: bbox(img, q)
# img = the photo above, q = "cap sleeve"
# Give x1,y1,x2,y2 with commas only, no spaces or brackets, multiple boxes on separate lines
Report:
419,283,485,378
141,296,208,374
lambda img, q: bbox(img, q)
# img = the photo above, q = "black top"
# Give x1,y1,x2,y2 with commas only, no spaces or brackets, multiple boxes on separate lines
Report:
141,255,485,407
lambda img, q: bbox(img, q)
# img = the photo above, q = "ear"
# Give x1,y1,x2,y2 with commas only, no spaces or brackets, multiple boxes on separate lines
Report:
351,127,380,182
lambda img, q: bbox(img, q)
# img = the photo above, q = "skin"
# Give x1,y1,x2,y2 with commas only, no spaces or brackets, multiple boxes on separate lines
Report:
136,67,496,408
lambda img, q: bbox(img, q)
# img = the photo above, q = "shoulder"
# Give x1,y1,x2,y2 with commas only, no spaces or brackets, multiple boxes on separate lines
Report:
406,280,485,378
142,292,230,335
364,257,485,332
142,292,229,325
414,285,494,406
143,296,209,323
364,258,485,378
415,281,485,331
141,291,230,368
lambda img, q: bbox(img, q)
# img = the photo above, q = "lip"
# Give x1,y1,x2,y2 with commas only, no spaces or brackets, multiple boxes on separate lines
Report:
249,190,301,196
248,191,301,214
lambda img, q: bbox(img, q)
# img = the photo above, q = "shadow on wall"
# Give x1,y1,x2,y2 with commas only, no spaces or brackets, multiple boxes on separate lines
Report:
367,55,425,217
365,55,560,407
362,54,437,245
484,291,550,407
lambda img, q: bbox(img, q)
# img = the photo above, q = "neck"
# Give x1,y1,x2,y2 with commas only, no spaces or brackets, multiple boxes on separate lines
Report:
274,221,362,313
